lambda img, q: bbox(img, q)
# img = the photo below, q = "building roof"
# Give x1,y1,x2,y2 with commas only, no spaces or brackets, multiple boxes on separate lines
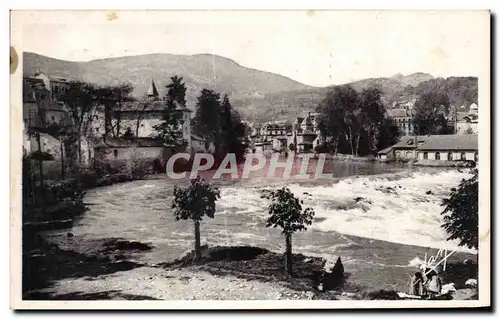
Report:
416,134,478,151
377,147,393,154
391,136,430,149
118,100,191,113
147,80,159,98
95,137,164,148
456,111,469,120
387,108,413,118
191,134,207,142
302,113,313,125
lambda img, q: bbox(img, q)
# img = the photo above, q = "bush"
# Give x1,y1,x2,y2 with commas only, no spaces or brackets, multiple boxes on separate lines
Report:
314,143,334,154
441,169,478,250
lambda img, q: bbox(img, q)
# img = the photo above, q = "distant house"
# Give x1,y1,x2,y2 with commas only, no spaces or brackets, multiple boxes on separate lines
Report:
94,137,164,162
379,134,478,163
95,79,195,152
389,136,429,161
416,134,478,162
31,71,71,101
456,103,479,135
191,134,215,154
23,76,69,128
376,147,394,161
387,106,415,136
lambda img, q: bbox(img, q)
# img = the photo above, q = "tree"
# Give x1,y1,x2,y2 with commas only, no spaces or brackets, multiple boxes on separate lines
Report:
219,94,247,160
166,75,187,105
441,169,478,250
172,177,221,260
55,81,98,163
95,83,135,138
359,87,385,154
316,85,364,156
377,118,401,151
412,91,451,135
153,76,186,147
261,187,315,275
192,89,222,151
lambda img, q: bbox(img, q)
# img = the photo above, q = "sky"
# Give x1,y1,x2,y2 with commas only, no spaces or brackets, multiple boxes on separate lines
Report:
14,10,490,87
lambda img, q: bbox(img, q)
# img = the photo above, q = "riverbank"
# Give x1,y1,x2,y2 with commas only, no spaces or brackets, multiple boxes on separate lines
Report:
24,234,478,300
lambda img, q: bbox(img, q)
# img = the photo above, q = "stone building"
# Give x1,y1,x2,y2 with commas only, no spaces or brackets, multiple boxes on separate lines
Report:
387,102,415,136
456,103,479,134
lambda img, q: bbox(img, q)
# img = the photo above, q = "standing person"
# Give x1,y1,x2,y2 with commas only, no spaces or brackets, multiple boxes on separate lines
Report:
409,272,425,296
426,269,442,299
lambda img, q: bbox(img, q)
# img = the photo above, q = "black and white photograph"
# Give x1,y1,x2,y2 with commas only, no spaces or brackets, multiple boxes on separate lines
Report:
10,10,490,309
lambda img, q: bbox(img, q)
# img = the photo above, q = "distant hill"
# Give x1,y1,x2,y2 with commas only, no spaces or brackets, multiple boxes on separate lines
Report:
23,52,313,110
23,52,478,122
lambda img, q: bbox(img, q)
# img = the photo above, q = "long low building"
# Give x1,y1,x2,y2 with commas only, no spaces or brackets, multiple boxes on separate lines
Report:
378,134,478,162
415,134,478,162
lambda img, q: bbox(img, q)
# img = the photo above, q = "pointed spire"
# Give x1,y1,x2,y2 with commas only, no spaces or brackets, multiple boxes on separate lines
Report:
147,79,159,100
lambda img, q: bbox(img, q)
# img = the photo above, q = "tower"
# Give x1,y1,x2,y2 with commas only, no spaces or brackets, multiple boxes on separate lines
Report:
147,79,159,101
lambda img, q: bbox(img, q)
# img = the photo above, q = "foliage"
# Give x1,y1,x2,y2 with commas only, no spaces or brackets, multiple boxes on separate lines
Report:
165,75,187,105
219,94,248,160
26,150,54,161
121,127,135,139
412,91,453,135
94,83,135,138
377,118,401,150
394,76,478,109
441,169,478,250
153,76,185,147
261,187,315,236
172,177,221,222
192,89,222,148
316,85,389,156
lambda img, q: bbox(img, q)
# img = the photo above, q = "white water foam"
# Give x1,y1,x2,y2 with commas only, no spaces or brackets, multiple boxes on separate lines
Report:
218,170,476,254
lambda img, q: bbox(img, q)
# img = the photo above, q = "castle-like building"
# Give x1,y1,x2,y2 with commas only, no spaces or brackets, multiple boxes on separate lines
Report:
250,112,323,153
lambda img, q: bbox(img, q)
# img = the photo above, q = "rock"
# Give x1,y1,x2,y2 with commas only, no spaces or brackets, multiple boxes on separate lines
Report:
441,283,456,295
465,278,477,287
354,197,364,202
322,257,345,291
426,190,433,195
367,289,401,300
104,240,154,252
67,232,74,238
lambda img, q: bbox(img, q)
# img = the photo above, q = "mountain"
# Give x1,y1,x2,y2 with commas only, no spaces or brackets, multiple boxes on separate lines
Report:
23,52,313,109
231,73,438,122
23,52,477,122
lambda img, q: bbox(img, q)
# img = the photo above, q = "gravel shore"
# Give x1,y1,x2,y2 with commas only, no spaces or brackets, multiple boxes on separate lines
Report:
37,266,321,300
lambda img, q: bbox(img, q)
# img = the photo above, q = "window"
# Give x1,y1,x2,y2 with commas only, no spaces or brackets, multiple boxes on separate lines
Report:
448,152,453,161
460,152,466,160
475,152,478,162
435,152,440,160
113,149,118,158
423,152,428,160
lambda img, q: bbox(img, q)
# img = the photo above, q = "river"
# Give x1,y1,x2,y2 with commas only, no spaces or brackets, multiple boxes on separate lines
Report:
46,159,476,292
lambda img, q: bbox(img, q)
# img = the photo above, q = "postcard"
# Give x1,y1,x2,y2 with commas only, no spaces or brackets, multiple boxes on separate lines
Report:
10,10,491,309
